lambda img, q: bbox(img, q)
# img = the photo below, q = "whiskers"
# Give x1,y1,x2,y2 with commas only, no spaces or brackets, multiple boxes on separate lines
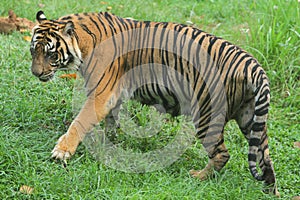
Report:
55,65,79,72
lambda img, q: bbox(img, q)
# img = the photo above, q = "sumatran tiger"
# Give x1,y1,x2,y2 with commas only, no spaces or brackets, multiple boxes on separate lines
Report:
30,10,279,195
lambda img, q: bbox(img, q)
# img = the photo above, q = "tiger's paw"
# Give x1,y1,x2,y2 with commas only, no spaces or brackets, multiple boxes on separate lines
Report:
51,146,72,160
263,185,280,197
51,134,77,160
189,169,213,181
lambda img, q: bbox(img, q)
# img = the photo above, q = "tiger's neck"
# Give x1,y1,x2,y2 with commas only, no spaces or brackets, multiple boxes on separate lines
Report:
73,12,129,61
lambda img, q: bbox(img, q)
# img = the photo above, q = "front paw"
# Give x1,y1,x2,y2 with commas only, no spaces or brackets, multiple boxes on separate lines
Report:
51,134,78,160
51,146,72,160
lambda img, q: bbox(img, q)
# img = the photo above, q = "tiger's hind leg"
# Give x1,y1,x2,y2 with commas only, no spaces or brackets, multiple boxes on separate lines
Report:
190,143,230,180
190,113,230,180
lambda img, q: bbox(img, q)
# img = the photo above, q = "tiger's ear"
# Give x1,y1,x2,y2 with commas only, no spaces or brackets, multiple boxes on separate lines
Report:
63,21,75,36
36,10,47,24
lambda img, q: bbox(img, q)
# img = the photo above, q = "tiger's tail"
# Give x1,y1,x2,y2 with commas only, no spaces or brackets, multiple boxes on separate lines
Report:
248,68,270,181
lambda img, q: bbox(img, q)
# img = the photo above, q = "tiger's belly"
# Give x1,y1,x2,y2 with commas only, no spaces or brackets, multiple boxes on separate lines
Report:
131,84,191,117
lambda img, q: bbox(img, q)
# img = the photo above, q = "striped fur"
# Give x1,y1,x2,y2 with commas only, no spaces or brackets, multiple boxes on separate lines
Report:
30,11,278,195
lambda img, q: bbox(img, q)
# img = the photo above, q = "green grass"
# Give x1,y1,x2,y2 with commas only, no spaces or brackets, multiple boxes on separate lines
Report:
0,0,299,199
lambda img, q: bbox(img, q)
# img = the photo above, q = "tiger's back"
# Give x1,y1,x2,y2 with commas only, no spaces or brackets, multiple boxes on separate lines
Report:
30,11,278,195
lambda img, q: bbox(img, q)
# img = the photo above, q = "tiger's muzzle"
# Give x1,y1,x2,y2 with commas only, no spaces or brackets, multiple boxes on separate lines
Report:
31,44,56,82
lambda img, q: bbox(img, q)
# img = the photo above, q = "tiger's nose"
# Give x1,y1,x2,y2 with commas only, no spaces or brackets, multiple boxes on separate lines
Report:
31,62,44,77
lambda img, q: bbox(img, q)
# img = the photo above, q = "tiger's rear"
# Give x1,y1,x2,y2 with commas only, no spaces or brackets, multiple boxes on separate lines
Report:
30,11,278,195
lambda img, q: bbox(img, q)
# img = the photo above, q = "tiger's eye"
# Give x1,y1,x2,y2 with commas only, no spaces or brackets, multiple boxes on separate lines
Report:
48,52,58,60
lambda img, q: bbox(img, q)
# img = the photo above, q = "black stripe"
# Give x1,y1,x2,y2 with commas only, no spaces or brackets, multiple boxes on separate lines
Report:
252,122,265,132
248,153,257,161
249,137,261,146
86,71,106,97
254,109,268,116
84,59,99,88
89,16,102,39
96,14,108,35
220,46,236,80
82,47,95,77
105,13,117,34
191,27,203,40
61,16,72,21
255,91,269,106
80,24,97,48
255,103,269,114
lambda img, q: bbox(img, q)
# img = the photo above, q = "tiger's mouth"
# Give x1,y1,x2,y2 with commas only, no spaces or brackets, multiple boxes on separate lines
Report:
39,71,55,82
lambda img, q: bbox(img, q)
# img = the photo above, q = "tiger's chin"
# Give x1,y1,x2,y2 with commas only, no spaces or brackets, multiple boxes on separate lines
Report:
39,72,55,82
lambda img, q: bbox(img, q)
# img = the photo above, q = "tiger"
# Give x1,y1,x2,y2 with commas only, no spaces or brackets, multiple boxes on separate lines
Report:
30,10,279,195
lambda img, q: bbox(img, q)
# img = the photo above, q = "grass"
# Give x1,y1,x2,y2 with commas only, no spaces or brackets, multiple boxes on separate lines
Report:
0,0,299,199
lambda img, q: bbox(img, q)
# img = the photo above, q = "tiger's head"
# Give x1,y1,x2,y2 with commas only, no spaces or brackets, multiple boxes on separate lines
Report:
30,11,82,82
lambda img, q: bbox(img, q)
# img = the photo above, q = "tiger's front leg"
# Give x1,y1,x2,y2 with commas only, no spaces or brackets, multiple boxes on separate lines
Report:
51,91,117,160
